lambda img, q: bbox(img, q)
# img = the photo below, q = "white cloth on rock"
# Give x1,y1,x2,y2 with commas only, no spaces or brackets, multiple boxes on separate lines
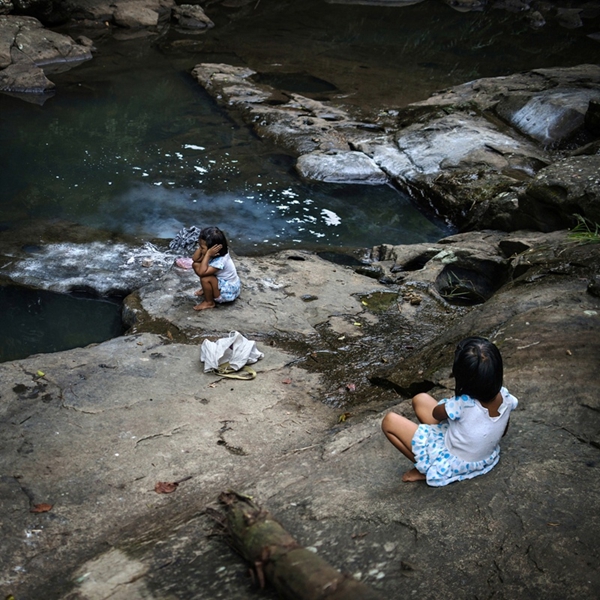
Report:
200,331,264,373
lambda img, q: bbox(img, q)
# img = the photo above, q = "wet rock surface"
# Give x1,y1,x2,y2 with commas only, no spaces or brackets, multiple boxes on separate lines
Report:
0,221,173,296
519,154,600,231
1,224,599,599
0,14,92,95
1,2,600,598
192,62,600,232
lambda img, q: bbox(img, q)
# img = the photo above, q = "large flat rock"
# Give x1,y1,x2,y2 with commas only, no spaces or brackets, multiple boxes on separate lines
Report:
129,249,386,339
0,333,335,598
1,231,599,599
191,62,600,232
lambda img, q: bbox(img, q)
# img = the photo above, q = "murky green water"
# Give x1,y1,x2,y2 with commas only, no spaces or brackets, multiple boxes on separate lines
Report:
0,285,124,362
0,39,446,256
2,1,598,253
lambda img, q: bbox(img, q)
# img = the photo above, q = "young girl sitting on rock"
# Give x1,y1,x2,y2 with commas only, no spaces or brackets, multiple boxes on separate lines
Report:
382,336,518,487
191,226,241,311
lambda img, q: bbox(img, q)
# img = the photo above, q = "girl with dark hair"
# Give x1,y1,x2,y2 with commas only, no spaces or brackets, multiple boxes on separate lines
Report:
381,337,518,486
191,227,241,311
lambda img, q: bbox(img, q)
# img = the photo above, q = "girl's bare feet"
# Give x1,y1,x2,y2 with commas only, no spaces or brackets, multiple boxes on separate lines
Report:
194,290,203,297
193,301,216,311
402,468,426,483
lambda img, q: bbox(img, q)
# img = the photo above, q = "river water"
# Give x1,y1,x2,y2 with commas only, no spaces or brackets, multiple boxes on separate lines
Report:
0,0,598,360
2,0,599,254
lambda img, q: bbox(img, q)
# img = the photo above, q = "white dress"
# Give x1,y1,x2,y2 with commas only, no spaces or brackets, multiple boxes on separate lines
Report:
208,253,241,302
411,387,518,487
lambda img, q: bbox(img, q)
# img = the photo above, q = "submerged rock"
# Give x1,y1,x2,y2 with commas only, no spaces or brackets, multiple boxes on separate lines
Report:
2,240,175,295
0,221,176,296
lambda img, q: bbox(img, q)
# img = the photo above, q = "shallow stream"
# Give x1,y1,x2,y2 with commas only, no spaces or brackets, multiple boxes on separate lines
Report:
0,0,598,360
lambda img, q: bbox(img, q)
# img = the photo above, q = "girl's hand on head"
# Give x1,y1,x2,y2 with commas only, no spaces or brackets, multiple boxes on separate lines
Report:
208,244,223,257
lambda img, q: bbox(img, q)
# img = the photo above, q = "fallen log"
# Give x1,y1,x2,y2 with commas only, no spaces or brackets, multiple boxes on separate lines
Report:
218,491,383,600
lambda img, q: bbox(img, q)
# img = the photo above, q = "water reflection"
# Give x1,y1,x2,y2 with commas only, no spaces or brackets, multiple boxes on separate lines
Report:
0,61,446,253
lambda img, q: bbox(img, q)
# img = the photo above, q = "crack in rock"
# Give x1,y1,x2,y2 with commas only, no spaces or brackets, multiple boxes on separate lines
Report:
134,425,187,447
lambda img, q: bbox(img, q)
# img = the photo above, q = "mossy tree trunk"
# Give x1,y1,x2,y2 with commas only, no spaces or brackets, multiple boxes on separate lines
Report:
219,491,383,600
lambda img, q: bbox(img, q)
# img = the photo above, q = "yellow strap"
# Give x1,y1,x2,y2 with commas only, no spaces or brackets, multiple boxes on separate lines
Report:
216,363,256,380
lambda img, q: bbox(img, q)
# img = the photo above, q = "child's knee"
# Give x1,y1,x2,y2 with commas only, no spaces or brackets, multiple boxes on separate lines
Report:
411,394,423,410
381,412,392,433
381,411,399,434
412,392,433,409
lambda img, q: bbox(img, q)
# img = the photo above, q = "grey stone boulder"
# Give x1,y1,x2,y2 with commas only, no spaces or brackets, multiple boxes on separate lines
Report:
0,15,92,94
191,62,381,167
0,57,53,92
191,61,600,231
112,0,176,29
296,150,388,184
392,113,547,176
381,65,600,229
0,16,18,68
356,113,550,226
7,16,91,66
556,7,583,29
252,93,357,154
113,3,160,28
64,0,116,22
191,63,272,106
518,155,600,231
405,65,600,152
495,87,600,146
413,64,600,112
67,0,174,28
526,9,546,28
173,3,214,30
192,62,600,231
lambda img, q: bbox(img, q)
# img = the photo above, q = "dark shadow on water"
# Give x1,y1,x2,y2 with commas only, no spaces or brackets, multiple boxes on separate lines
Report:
251,72,338,95
0,285,124,363
317,251,364,266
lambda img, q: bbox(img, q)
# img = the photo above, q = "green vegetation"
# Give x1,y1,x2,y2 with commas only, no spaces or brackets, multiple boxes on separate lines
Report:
440,272,486,305
568,214,600,245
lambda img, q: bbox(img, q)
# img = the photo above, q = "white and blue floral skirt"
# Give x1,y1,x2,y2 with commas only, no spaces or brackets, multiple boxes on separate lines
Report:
411,423,501,487
216,277,241,303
